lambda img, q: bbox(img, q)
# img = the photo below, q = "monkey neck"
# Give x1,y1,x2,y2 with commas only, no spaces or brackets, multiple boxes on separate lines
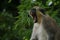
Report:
36,10,44,23
37,15,43,24
36,10,43,24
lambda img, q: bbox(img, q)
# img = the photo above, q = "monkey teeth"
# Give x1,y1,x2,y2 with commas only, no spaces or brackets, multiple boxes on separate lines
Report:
33,17,36,23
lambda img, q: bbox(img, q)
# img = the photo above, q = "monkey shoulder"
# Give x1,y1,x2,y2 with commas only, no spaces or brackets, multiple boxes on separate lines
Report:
43,15,58,33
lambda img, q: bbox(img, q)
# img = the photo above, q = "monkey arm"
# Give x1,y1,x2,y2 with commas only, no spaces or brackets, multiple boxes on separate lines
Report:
55,29,60,40
30,23,39,40
30,27,36,40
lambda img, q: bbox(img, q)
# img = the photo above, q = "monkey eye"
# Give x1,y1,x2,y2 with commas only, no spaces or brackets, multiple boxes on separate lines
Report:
31,8,36,14
30,8,36,17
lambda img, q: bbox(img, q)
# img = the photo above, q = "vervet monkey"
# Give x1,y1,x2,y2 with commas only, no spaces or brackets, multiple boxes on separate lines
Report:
30,6,60,40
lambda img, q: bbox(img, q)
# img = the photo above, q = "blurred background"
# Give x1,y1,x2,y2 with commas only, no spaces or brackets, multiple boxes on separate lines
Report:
0,0,60,40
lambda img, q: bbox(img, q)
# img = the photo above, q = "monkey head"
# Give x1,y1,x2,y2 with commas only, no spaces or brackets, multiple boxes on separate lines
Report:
30,6,45,23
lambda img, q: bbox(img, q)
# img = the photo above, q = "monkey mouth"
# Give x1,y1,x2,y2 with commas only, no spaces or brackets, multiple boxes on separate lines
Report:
33,17,37,23
33,18,36,23
30,13,37,23
30,8,37,23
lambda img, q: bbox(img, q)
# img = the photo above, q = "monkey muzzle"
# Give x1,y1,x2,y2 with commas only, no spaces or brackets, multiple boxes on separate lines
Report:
30,8,37,23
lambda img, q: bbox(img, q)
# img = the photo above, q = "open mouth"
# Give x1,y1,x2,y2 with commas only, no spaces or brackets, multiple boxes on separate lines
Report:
30,12,37,23
33,17,37,23
30,8,37,23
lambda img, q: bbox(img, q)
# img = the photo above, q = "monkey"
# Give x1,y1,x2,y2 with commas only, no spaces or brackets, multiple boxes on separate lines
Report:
29,6,60,40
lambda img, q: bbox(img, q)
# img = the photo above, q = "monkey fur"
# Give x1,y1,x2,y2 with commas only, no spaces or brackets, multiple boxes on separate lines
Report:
30,6,60,40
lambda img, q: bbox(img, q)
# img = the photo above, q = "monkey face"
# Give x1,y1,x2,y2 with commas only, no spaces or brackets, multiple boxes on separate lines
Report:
30,8,37,23
30,6,45,23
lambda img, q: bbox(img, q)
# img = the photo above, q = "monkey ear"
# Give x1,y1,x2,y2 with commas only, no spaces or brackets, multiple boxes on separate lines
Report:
39,8,46,15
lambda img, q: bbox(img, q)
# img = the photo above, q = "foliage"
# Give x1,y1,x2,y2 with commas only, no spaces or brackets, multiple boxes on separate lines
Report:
0,0,60,40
